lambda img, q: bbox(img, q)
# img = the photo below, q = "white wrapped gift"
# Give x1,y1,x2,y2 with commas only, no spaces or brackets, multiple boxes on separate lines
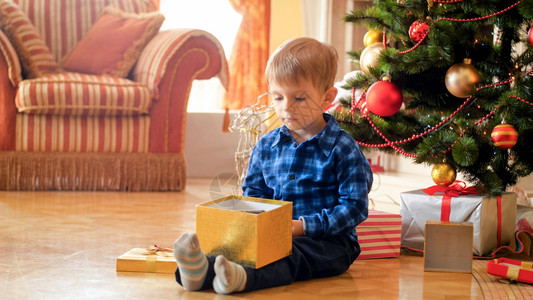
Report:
400,188,517,256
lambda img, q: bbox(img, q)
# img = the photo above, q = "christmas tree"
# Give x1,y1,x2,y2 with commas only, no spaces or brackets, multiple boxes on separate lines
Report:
336,0,533,195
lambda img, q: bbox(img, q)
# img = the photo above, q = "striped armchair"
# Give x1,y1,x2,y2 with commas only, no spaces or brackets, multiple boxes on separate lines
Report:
0,0,228,191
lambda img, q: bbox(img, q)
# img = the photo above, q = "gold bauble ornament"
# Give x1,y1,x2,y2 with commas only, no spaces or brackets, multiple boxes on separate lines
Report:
431,163,456,186
444,58,481,98
364,30,383,47
360,42,384,74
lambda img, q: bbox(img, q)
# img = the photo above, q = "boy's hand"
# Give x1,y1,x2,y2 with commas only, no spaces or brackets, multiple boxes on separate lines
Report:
292,220,304,236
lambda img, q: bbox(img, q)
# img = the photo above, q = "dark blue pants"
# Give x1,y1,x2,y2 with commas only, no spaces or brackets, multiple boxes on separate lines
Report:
175,234,360,292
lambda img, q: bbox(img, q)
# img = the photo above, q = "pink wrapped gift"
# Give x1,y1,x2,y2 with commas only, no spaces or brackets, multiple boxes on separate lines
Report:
356,210,402,259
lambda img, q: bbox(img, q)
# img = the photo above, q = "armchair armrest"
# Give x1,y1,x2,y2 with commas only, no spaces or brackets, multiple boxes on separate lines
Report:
133,28,229,154
133,28,228,99
0,30,22,88
0,30,21,150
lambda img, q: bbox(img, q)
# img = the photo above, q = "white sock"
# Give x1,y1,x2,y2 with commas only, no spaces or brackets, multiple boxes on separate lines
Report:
173,233,208,291
213,255,247,294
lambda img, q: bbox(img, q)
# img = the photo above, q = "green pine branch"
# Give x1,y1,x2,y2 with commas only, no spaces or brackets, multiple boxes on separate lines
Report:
337,0,533,194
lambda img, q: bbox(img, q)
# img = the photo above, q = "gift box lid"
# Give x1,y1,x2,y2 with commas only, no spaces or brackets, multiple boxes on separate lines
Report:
358,210,402,227
486,258,533,284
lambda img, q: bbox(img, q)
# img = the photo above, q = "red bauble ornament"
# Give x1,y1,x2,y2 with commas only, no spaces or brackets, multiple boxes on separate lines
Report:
491,124,518,149
409,20,429,43
366,78,403,117
528,26,533,47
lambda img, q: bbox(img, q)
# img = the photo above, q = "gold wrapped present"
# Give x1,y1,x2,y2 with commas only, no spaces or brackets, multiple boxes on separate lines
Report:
116,245,176,273
196,195,292,269
424,221,473,273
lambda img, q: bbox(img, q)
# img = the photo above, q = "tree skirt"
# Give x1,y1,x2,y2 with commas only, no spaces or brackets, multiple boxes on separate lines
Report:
473,260,533,299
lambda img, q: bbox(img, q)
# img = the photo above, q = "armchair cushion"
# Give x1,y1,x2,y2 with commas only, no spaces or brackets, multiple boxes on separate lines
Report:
16,72,152,116
0,0,58,78
61,7,165,78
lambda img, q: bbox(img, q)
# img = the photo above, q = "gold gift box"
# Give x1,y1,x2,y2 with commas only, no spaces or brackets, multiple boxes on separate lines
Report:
424,221,473,273
116,248,176,274
196,195,293,269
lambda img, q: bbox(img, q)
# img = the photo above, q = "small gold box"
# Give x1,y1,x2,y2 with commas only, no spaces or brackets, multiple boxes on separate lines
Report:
116,248,176,273
424,221,473,273
196,195,293,269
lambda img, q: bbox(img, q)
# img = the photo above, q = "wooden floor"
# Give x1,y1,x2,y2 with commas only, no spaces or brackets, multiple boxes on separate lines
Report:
0,178,486,299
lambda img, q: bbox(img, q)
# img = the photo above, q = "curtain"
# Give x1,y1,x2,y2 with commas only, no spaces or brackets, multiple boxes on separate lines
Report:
300,0,329,41
224,0,271,112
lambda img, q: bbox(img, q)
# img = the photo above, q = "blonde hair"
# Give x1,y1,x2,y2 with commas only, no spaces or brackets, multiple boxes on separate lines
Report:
265,37,338,93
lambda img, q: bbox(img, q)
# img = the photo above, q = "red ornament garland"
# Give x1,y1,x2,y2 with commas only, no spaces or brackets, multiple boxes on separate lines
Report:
350,87,367,115
397,1,523,54
356,95,476,148
510,94,533,106
435,1,522,23
442,109,497,156
352,68,533,158
399,29,431,54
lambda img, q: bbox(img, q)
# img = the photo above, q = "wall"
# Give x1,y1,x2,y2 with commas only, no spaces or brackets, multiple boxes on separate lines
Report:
185,112,240,179
270,0,304,53
269,0,374,80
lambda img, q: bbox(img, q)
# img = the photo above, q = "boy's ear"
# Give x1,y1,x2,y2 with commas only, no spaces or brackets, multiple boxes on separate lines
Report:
322,87,338,108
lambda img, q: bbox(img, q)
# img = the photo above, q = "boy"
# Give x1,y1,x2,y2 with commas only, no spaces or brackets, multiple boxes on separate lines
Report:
173,37,373,294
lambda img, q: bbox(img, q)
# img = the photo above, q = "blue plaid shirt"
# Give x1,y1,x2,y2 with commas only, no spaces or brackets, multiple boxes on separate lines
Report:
242,114,373,244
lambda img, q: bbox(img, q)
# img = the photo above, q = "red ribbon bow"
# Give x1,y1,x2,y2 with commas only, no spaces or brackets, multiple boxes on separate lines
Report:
423,181,504,248
423,181,478,198
144,244,173,257
423,181,478,222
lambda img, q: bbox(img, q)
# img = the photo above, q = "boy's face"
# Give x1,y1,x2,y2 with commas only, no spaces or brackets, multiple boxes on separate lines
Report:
269,77,337,138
